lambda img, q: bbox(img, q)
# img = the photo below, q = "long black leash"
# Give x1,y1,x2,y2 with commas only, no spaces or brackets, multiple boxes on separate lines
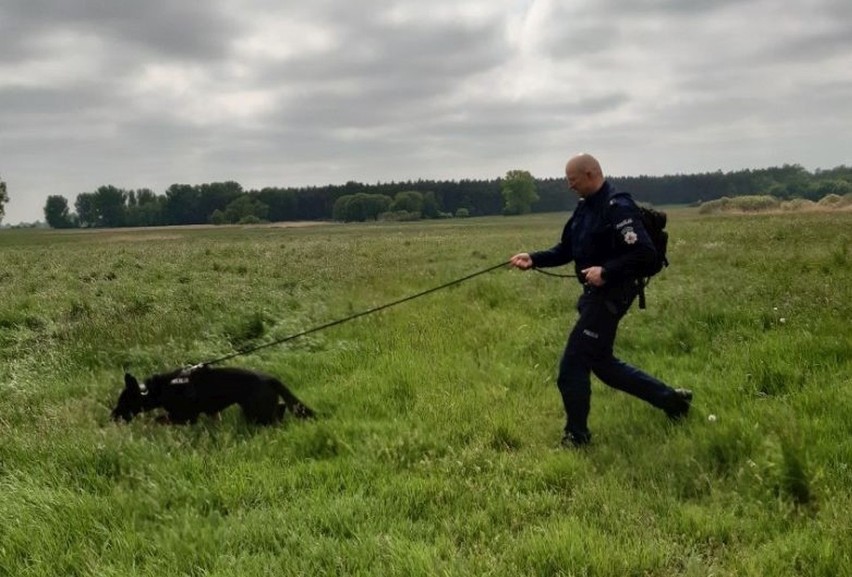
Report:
198,260,513,368
533,268,577,279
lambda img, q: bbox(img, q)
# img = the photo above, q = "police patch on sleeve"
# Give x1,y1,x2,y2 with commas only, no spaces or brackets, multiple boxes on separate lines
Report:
621,227,638,245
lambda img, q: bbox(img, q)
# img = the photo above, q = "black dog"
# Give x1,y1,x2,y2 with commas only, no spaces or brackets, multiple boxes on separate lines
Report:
111,365,315,425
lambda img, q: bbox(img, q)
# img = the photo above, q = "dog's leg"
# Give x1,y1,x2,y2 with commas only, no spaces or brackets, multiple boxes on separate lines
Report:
275,402,287,422
164,411,198,425
271,379,315,419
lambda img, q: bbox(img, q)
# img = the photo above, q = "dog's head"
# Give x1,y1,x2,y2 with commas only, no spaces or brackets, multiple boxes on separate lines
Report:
111,373,151,422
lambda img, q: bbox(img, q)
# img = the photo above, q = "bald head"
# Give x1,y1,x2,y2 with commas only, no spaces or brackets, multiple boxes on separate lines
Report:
565,153,605,198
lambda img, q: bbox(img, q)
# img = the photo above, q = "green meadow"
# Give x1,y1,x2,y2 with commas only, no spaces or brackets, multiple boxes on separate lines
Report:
0,210,850,576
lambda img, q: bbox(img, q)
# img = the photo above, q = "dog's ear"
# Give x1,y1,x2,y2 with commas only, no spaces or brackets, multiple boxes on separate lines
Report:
124,373,149,396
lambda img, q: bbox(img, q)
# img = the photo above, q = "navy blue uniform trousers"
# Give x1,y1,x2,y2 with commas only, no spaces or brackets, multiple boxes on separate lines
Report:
558,282,675,437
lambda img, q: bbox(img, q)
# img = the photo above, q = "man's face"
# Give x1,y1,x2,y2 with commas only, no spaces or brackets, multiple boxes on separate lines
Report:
566,165,596,197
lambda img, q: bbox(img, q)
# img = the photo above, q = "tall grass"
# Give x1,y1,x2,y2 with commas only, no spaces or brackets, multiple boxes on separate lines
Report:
0,211,850,576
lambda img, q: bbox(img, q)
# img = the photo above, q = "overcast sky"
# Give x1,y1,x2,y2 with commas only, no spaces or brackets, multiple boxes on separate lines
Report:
2,0,850,223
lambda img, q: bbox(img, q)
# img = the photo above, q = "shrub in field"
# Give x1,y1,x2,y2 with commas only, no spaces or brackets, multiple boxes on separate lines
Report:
378,210,421,222
389,190,424,215
781,198,817,211
817,193,843,207
210,209,227,225
702,192,850,214
333,193,392,222
697,197,731,214
817,193,852,209
731,195,781,212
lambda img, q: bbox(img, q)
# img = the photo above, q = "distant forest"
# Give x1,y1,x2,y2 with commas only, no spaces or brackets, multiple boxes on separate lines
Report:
40,163,852,229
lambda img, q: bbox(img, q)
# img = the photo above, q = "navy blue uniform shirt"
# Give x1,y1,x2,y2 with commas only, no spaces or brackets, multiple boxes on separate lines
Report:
530,180,657,286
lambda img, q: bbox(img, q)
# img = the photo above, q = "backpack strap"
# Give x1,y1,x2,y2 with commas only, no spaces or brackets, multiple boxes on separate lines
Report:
605,188,633,206
637,278,648,310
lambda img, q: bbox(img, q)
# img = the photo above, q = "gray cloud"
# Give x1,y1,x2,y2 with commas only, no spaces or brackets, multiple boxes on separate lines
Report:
0,0,236,62
1,0,851,223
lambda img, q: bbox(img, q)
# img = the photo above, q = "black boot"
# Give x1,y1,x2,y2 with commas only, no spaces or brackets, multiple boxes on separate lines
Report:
664,388,693,421
561,429,592,448
561,393,592,447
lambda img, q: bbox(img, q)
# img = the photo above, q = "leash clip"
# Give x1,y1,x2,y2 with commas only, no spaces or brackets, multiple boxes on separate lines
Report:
180,363,205,376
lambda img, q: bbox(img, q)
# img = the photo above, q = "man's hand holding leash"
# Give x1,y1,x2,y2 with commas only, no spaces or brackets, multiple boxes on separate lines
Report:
510,253,534,270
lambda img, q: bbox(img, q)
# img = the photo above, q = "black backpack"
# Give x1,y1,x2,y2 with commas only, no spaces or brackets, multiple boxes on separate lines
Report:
609,193,669,309
637,204,669,276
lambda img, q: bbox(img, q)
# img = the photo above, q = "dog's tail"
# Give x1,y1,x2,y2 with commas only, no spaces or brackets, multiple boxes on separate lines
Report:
271,378,315,419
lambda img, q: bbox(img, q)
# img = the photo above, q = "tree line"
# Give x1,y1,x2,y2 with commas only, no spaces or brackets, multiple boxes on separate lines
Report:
40,174,545,228
28,163,852,229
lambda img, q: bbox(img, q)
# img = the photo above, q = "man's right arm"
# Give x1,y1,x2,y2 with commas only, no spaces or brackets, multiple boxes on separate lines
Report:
528,217,574,268
511,218,574,270
528,240,574,268
510,241,573,270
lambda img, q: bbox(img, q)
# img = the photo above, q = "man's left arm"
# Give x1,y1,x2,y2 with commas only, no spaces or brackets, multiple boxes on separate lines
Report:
600,197,657,284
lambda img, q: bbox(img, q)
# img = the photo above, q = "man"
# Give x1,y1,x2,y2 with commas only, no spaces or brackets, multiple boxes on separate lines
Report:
510,153,692,447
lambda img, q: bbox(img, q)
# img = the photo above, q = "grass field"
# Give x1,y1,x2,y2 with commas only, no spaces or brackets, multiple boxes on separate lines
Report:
0,210,850,576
